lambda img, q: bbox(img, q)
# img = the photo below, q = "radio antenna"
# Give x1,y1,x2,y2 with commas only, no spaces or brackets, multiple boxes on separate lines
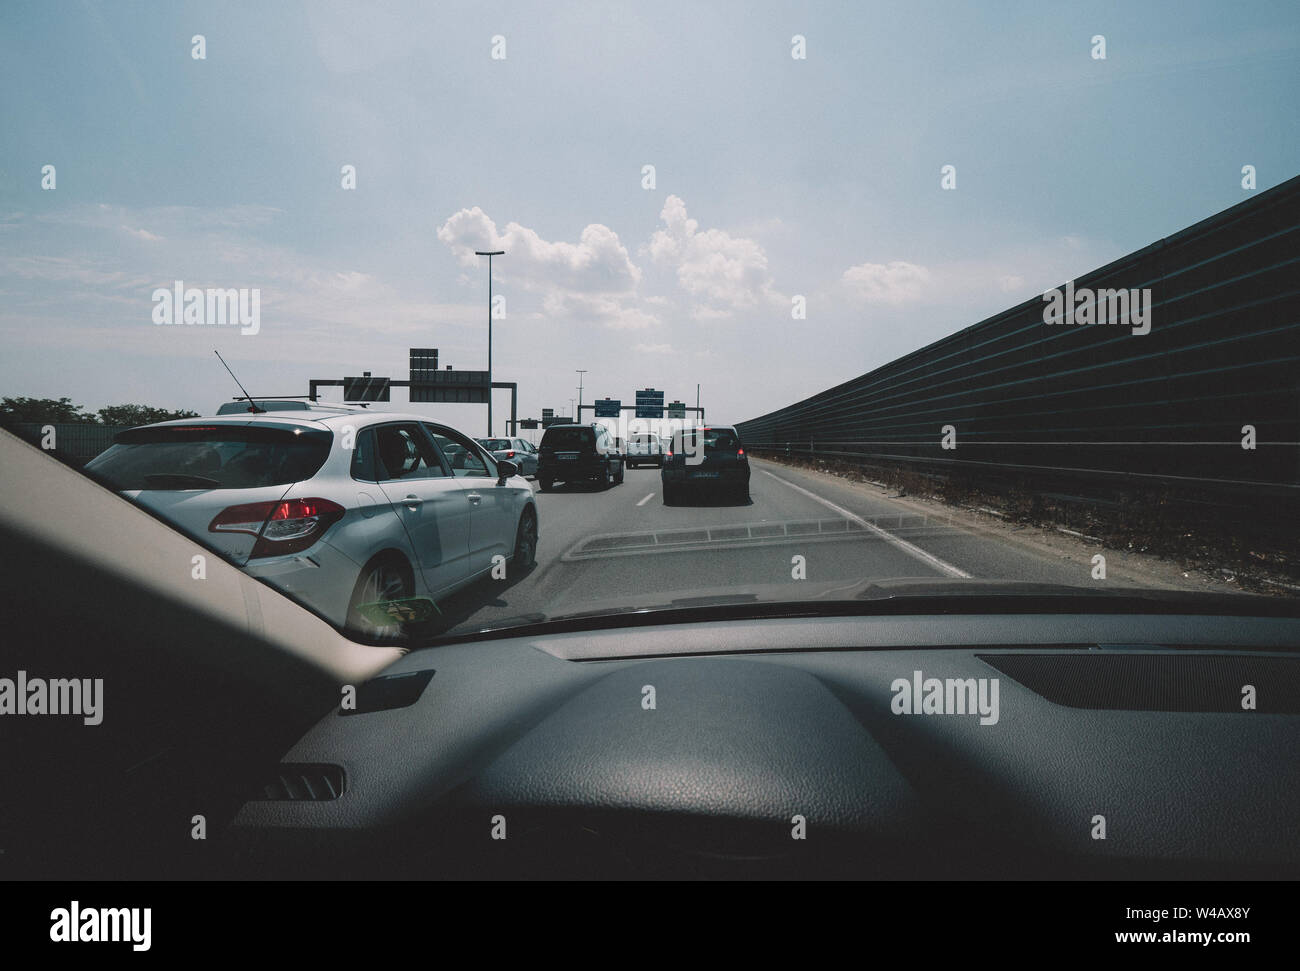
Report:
214,350,264,413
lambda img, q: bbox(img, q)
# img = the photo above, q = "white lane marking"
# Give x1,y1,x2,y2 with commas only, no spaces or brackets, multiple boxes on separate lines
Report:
760,469,971,578
636,492,655,506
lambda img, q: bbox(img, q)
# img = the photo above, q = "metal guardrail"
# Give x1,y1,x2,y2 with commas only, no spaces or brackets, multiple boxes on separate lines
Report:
738,175,1300,496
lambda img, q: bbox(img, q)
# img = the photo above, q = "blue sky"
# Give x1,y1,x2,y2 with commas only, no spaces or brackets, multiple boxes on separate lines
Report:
2,0,1297,431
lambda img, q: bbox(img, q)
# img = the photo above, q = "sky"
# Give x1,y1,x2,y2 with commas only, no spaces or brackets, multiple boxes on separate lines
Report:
1,0,1297,436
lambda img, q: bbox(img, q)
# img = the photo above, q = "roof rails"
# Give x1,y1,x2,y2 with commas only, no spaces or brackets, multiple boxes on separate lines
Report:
215,398,376,415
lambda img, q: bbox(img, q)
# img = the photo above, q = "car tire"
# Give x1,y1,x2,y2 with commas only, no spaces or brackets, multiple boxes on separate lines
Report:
615,462,625,485
512,507,538,571
346,553,415,641
539,478,553,492
662,484,675,505
600,464,613,490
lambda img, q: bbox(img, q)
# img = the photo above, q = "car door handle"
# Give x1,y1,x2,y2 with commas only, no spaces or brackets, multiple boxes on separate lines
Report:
401,494,423,510
466,493,482,504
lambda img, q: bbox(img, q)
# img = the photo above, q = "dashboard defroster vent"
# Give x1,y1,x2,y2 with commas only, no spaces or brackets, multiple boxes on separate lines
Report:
255,764,346,801
978,653,1300,712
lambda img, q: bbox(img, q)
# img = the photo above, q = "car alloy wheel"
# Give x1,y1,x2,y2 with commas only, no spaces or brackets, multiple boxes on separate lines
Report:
347,555,414,641
513,508,538,570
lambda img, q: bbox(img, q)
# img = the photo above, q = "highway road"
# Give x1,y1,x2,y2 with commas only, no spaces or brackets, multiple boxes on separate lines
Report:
429,456,1119,636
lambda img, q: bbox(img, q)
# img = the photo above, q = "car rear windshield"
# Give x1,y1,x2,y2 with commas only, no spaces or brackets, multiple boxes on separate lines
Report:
704,429,740,450
542,428,593,449
630,434,657,444
479,439,511,450
85,424,333,490
674,428,741,450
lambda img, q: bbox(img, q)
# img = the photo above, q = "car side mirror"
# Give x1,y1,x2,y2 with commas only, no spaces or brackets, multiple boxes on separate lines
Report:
497,459,518,483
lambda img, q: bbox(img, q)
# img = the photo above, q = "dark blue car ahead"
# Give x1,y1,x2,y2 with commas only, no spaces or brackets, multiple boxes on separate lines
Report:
661,425,750,504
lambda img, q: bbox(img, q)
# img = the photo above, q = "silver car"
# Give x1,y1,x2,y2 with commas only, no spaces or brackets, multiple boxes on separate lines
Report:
475,436,539,477
85,405,539,638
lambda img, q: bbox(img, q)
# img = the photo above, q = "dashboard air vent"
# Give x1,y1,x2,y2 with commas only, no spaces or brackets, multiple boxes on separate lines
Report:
255,764,346,801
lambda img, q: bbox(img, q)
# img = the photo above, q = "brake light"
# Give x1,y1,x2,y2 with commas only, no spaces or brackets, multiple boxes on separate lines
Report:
506,450,516,458
209,497,345,557
738,448,746,459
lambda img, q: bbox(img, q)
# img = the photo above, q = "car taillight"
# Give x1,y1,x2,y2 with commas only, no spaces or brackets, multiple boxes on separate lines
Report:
738,448,746,459
507,450,516,458
209,497,345,557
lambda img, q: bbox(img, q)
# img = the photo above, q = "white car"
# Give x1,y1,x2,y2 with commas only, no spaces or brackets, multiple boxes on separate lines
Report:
626,432,664,468
476,436,539,477
84,404,538,638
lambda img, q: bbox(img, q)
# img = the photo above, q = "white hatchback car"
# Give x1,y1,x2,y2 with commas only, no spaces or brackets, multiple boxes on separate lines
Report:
84,404,538,638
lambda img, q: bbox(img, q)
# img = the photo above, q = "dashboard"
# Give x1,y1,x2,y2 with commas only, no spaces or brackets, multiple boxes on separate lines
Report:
227,613,1300,879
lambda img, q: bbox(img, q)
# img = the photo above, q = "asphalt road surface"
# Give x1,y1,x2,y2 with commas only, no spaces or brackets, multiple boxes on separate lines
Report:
427,456,1111,637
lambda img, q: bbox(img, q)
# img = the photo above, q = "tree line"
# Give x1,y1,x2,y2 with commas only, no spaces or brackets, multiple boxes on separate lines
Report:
0,396,199,427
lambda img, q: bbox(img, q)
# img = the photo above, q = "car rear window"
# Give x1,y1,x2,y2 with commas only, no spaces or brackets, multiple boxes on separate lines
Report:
542,427,594,449
85,424,332,490
480,439,511,450
671,428,740,451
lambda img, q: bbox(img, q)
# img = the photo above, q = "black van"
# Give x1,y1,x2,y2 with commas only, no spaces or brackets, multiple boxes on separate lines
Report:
537,423,625,492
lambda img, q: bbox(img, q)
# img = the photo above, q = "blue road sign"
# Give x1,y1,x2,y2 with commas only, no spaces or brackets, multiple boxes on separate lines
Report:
635,388,664,419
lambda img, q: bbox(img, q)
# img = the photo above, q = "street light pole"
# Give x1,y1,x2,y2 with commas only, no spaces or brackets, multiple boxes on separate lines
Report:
576,369,587,420
475,249,504,436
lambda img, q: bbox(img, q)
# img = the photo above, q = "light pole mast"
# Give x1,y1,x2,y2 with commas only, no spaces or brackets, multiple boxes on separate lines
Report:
475,249,504,436
576,369,587,420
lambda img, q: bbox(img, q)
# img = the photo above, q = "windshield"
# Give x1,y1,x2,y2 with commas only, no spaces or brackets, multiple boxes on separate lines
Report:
3,3,1295,649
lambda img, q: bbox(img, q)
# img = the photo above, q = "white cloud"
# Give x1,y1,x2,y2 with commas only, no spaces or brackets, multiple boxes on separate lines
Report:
437,206,655,329
632,342,672,354
689,305,734,321
437,207,641,292
333,270,373,293
540,290,658,330
841,260,932,306
35,203,282,234
5,255,148,289
648,195,781,316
